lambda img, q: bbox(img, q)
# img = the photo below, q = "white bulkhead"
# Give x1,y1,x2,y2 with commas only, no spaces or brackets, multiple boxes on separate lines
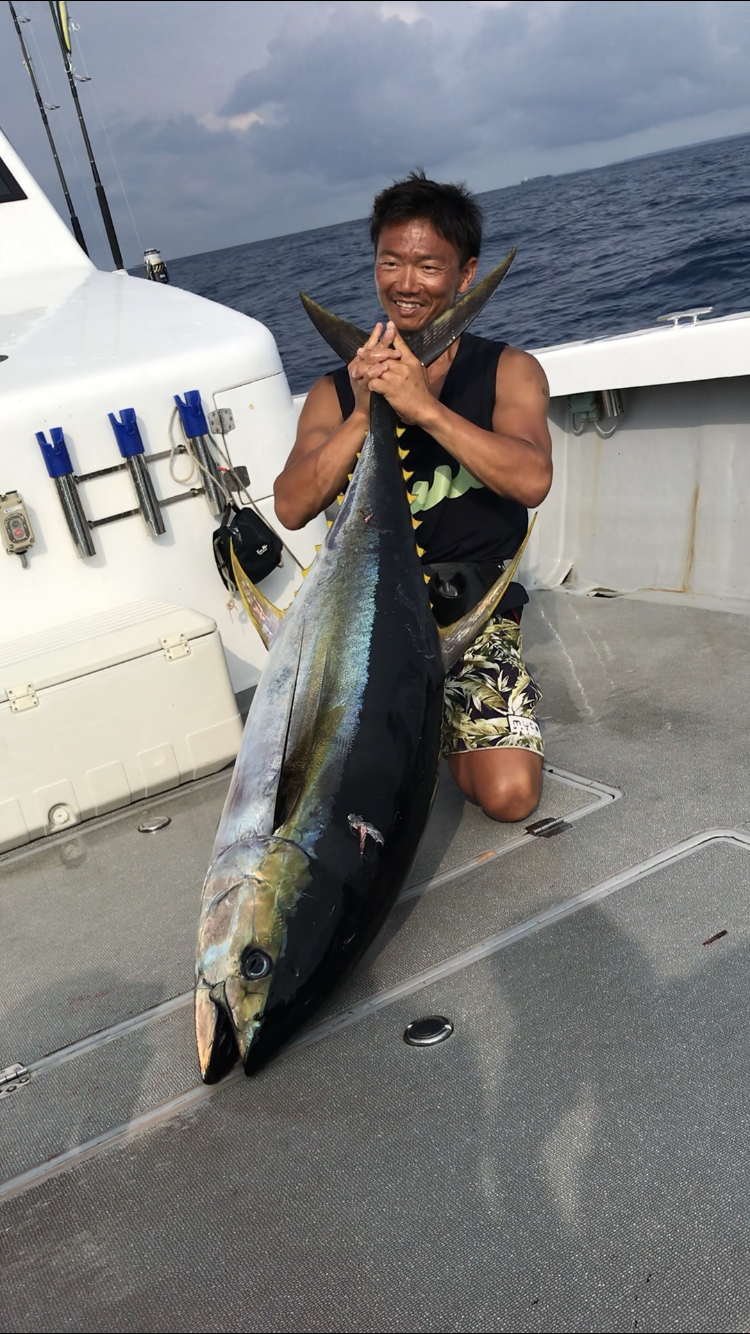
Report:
0,129,324,849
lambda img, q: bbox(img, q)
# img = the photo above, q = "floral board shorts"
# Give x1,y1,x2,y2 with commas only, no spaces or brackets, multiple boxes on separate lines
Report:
441,613,544,758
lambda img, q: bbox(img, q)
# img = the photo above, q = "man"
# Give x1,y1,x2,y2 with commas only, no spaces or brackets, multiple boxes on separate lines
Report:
274,171,552,822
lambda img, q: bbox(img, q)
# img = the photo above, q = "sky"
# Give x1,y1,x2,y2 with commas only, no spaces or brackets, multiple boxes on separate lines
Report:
3,0,750,269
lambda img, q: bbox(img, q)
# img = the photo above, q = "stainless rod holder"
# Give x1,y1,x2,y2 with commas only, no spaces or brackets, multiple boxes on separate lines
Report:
126,454,166,536
54,474,95,558
191,435,225,517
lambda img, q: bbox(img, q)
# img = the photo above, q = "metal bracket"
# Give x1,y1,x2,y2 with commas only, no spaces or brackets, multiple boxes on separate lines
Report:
656,307,713,327
208,408,235,435
526,816,571,839
0,1063,30,1100
7,682,39,713
160,632,191,661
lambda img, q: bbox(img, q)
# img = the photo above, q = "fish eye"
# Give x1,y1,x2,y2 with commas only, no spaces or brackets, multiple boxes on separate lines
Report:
240,947,273,980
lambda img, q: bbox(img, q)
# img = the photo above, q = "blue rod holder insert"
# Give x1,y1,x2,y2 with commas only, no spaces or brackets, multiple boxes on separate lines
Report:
108,408,145,458
173,390,209,440
36,427,73,478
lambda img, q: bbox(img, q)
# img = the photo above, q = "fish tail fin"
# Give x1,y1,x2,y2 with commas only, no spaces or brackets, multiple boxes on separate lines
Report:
407,248,517,367
299,293,370,363
438,514,536,672
231,543,284,650
300,248,516,369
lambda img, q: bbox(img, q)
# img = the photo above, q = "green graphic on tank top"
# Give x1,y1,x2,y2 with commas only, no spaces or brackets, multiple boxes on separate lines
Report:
409,464,484,515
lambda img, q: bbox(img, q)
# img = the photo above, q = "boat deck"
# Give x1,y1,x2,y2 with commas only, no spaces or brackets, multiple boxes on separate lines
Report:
2,588,749,1333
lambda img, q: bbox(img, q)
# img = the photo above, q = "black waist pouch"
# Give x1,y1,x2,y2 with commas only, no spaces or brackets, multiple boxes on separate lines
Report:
424,560,526,627
213,503,283,592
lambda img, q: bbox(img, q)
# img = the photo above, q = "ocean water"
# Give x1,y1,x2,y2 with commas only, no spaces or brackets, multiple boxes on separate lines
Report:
167,134,750,395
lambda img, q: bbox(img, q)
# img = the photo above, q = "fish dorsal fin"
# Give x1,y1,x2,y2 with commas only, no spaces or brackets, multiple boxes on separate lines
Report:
231,544,284,650
298,293,369,364
438,515,536,672
300,248,516,369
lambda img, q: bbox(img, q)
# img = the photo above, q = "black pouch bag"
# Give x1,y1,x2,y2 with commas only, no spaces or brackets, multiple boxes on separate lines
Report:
213,503,283,592
425,561,527,627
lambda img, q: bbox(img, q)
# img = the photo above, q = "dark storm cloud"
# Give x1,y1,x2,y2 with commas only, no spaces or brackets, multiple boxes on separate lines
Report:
217,1,750,176
219,8,465,181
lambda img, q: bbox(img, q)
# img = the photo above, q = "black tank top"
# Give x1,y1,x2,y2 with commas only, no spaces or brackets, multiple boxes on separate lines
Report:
332,332,528,603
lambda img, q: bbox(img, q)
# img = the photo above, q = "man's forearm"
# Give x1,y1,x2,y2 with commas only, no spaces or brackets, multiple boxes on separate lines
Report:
274,411,369,530
417,399,552,509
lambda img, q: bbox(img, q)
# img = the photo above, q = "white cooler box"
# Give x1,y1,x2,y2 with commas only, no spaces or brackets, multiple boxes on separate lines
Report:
0,600,244,853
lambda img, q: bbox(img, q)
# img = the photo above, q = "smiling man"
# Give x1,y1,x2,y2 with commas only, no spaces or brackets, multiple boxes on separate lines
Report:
274,171,552,822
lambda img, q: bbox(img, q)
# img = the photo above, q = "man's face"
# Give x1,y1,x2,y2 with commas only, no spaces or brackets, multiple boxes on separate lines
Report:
374,219,478,334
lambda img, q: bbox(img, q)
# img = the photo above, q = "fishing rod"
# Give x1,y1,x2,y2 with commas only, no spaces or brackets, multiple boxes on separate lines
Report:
47,0,124,270
7,0,88,254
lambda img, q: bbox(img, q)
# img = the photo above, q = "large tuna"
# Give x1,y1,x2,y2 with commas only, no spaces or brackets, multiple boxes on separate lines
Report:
195,251,532,1080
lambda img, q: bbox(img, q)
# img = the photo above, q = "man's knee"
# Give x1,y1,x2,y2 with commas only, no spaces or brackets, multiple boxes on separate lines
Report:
477,766,541,823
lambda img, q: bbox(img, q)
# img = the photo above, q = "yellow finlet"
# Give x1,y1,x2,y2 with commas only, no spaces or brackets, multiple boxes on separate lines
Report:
347,473,353,482
398,447,409,460
327,518,334,528
315,544,321,552
395,426,406,438
337,493,345,505
416,544,425,557
301,566,311,578
402,469,414,481
411,516,421,529
407,492,416,504
423,573,431,584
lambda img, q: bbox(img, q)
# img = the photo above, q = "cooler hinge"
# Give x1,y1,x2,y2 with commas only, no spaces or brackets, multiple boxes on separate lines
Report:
160,632,191,661
6,682,39,713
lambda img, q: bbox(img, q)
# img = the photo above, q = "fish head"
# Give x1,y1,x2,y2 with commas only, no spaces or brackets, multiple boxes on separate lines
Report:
194,836,311,1082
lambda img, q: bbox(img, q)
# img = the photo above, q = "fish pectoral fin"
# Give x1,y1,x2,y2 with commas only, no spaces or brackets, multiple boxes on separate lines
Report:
231,543,284,651
438,516,536,671
299,292,370,363
195,982,240,1084
405,248,517,368
274,640,328,831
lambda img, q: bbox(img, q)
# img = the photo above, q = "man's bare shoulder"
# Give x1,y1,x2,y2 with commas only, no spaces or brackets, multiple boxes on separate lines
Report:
300,372,343,420
496,345,550,398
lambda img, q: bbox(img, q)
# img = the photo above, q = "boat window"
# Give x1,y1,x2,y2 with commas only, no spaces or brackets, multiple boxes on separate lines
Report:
0,158,27,203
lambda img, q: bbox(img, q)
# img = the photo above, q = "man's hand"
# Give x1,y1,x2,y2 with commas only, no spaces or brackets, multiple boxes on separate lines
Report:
366,330,434,425
349,321,400,420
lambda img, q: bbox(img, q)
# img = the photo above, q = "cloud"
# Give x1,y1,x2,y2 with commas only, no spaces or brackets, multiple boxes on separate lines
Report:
217,0,750,176
7,0,750,264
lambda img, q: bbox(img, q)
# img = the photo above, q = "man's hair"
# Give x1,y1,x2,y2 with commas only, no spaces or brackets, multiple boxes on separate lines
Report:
369,169,482,265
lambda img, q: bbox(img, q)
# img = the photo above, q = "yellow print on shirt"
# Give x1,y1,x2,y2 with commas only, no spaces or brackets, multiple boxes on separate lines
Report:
409,463,484,515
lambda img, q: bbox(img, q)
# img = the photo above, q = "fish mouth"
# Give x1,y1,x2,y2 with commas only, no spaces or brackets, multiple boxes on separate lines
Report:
195,981,241,1084
195,973,272,1083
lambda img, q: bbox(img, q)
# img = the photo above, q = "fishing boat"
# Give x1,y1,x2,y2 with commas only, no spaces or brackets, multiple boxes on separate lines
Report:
3,32,750,1331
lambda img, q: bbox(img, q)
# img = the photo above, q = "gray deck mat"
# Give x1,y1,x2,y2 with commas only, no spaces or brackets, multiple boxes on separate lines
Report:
3,590,750,1332
3,837,750,1332
0,761,590,1066
0,771,607,1185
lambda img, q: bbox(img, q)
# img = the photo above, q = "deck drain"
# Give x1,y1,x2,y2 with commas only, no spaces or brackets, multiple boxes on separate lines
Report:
138,816,171,833
403,1016,454,1047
